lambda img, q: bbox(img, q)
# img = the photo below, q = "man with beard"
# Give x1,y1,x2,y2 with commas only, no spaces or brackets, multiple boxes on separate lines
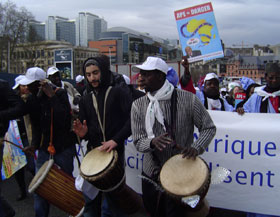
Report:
195,72,233,111
73,56,133,217
243,63,280,114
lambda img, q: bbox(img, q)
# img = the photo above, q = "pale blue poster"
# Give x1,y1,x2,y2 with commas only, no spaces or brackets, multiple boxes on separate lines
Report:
1,120,27,180
174,2,224,62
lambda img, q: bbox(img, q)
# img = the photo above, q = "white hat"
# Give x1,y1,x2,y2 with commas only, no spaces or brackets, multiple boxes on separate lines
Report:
204,73,219,82
132,57,168,74
47,66,59,77
19,67,46,85
75,75,84,83
12,75,26,90
122,74,130,85
228,82,241,92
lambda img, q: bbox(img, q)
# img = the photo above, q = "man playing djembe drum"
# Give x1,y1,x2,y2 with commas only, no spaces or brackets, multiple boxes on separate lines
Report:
131,57,216,217
73,56,133,217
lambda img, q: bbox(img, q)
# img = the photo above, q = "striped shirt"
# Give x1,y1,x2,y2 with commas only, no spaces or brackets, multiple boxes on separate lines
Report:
131,88,216,178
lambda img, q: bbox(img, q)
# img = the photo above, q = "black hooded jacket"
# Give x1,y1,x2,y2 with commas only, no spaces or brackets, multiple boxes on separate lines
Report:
79,57,132,155
0,79,25,137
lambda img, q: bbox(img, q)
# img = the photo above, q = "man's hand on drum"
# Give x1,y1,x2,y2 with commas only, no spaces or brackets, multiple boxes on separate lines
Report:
73,119,88,138
99,140,117,152
151,133,172,151
181,147,199,160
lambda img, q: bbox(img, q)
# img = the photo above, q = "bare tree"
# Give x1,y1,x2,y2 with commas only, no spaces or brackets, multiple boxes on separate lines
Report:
0,1,34,72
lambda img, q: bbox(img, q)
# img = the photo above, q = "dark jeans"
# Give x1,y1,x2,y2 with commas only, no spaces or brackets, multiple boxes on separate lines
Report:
34,146,75,217
142,173,186,217
14,137,35,196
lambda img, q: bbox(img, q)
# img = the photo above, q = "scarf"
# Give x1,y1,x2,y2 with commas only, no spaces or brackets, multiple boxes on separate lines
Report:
255,86,280,101
145,80,174,139
255,86,280,113
207,98,222,110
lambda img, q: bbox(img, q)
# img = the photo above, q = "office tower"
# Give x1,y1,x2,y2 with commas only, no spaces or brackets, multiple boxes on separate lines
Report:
76,12,107,47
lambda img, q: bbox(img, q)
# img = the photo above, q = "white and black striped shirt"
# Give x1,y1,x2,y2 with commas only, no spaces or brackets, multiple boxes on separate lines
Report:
131,88,216,178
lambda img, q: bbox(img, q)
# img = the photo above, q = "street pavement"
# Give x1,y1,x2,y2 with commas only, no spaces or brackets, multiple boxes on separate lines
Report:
2,168,247,217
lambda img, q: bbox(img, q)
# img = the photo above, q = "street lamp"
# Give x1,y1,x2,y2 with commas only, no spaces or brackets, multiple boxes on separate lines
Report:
108,46,113,67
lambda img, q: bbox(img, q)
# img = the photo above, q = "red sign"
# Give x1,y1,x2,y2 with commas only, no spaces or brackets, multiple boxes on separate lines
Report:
174,2,213,20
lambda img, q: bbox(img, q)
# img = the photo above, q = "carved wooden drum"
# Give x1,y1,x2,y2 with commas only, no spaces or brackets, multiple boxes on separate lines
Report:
28,159,85,217
80,147,143,214
160,155,211,206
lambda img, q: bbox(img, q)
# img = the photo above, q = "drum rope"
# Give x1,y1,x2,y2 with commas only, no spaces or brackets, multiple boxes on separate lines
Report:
138,174,164,192
47,108,56,158
92,86,112,142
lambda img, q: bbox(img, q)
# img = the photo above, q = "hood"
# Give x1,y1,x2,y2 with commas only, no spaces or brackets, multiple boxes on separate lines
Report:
82,56,113,93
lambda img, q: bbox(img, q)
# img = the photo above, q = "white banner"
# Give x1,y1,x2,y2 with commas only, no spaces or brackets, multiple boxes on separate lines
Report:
124,111,280,216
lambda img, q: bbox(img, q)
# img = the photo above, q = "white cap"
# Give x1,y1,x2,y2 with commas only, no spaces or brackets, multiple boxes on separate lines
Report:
75,75,84,83
132,57,168,74
19,67,46,85
204,73,219,82
228,82,241,92
122,74,130,85
47,66,59,77
12,75,26,90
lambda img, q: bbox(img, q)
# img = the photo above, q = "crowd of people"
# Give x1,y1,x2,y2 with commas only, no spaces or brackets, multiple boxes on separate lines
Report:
0,55,279,217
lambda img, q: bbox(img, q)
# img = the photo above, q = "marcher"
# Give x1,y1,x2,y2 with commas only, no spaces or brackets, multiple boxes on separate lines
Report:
47,66,81,114
75,75,86,95
195,72,234,111
73,56,133,217
21,67,76,217
226,81,242,107
0,79,26,217
12,75,35,201
243,63,280,114
237,64,279,217
236,83,260,113
131,56,216,217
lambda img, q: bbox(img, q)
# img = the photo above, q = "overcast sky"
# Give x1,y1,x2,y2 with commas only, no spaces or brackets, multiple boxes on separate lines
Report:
13,0,280,47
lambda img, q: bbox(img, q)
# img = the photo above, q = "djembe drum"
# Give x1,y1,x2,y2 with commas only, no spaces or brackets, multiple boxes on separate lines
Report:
28,159,85,217
160,155,210,216
80,147,143,214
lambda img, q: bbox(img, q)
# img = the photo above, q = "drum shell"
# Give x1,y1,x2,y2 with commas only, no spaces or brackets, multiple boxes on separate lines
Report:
81,150,125,191
160,156,211,208
81,149,144,214
28,160,85,217
108,182,144,214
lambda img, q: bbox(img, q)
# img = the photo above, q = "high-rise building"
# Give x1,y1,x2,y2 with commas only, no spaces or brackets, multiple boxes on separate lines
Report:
29,20,45,41
76,12,107,47
45,16,76,45
56,19,76,45
94,18,108,41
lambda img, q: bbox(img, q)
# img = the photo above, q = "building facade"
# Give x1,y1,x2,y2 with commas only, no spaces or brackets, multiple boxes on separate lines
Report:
226,55,280,81
94,27,178,64
2,41,100,78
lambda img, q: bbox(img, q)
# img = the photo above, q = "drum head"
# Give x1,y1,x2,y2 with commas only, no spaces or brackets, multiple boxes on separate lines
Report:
28,159,54,193
160,155,208,196
80,147,114,177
